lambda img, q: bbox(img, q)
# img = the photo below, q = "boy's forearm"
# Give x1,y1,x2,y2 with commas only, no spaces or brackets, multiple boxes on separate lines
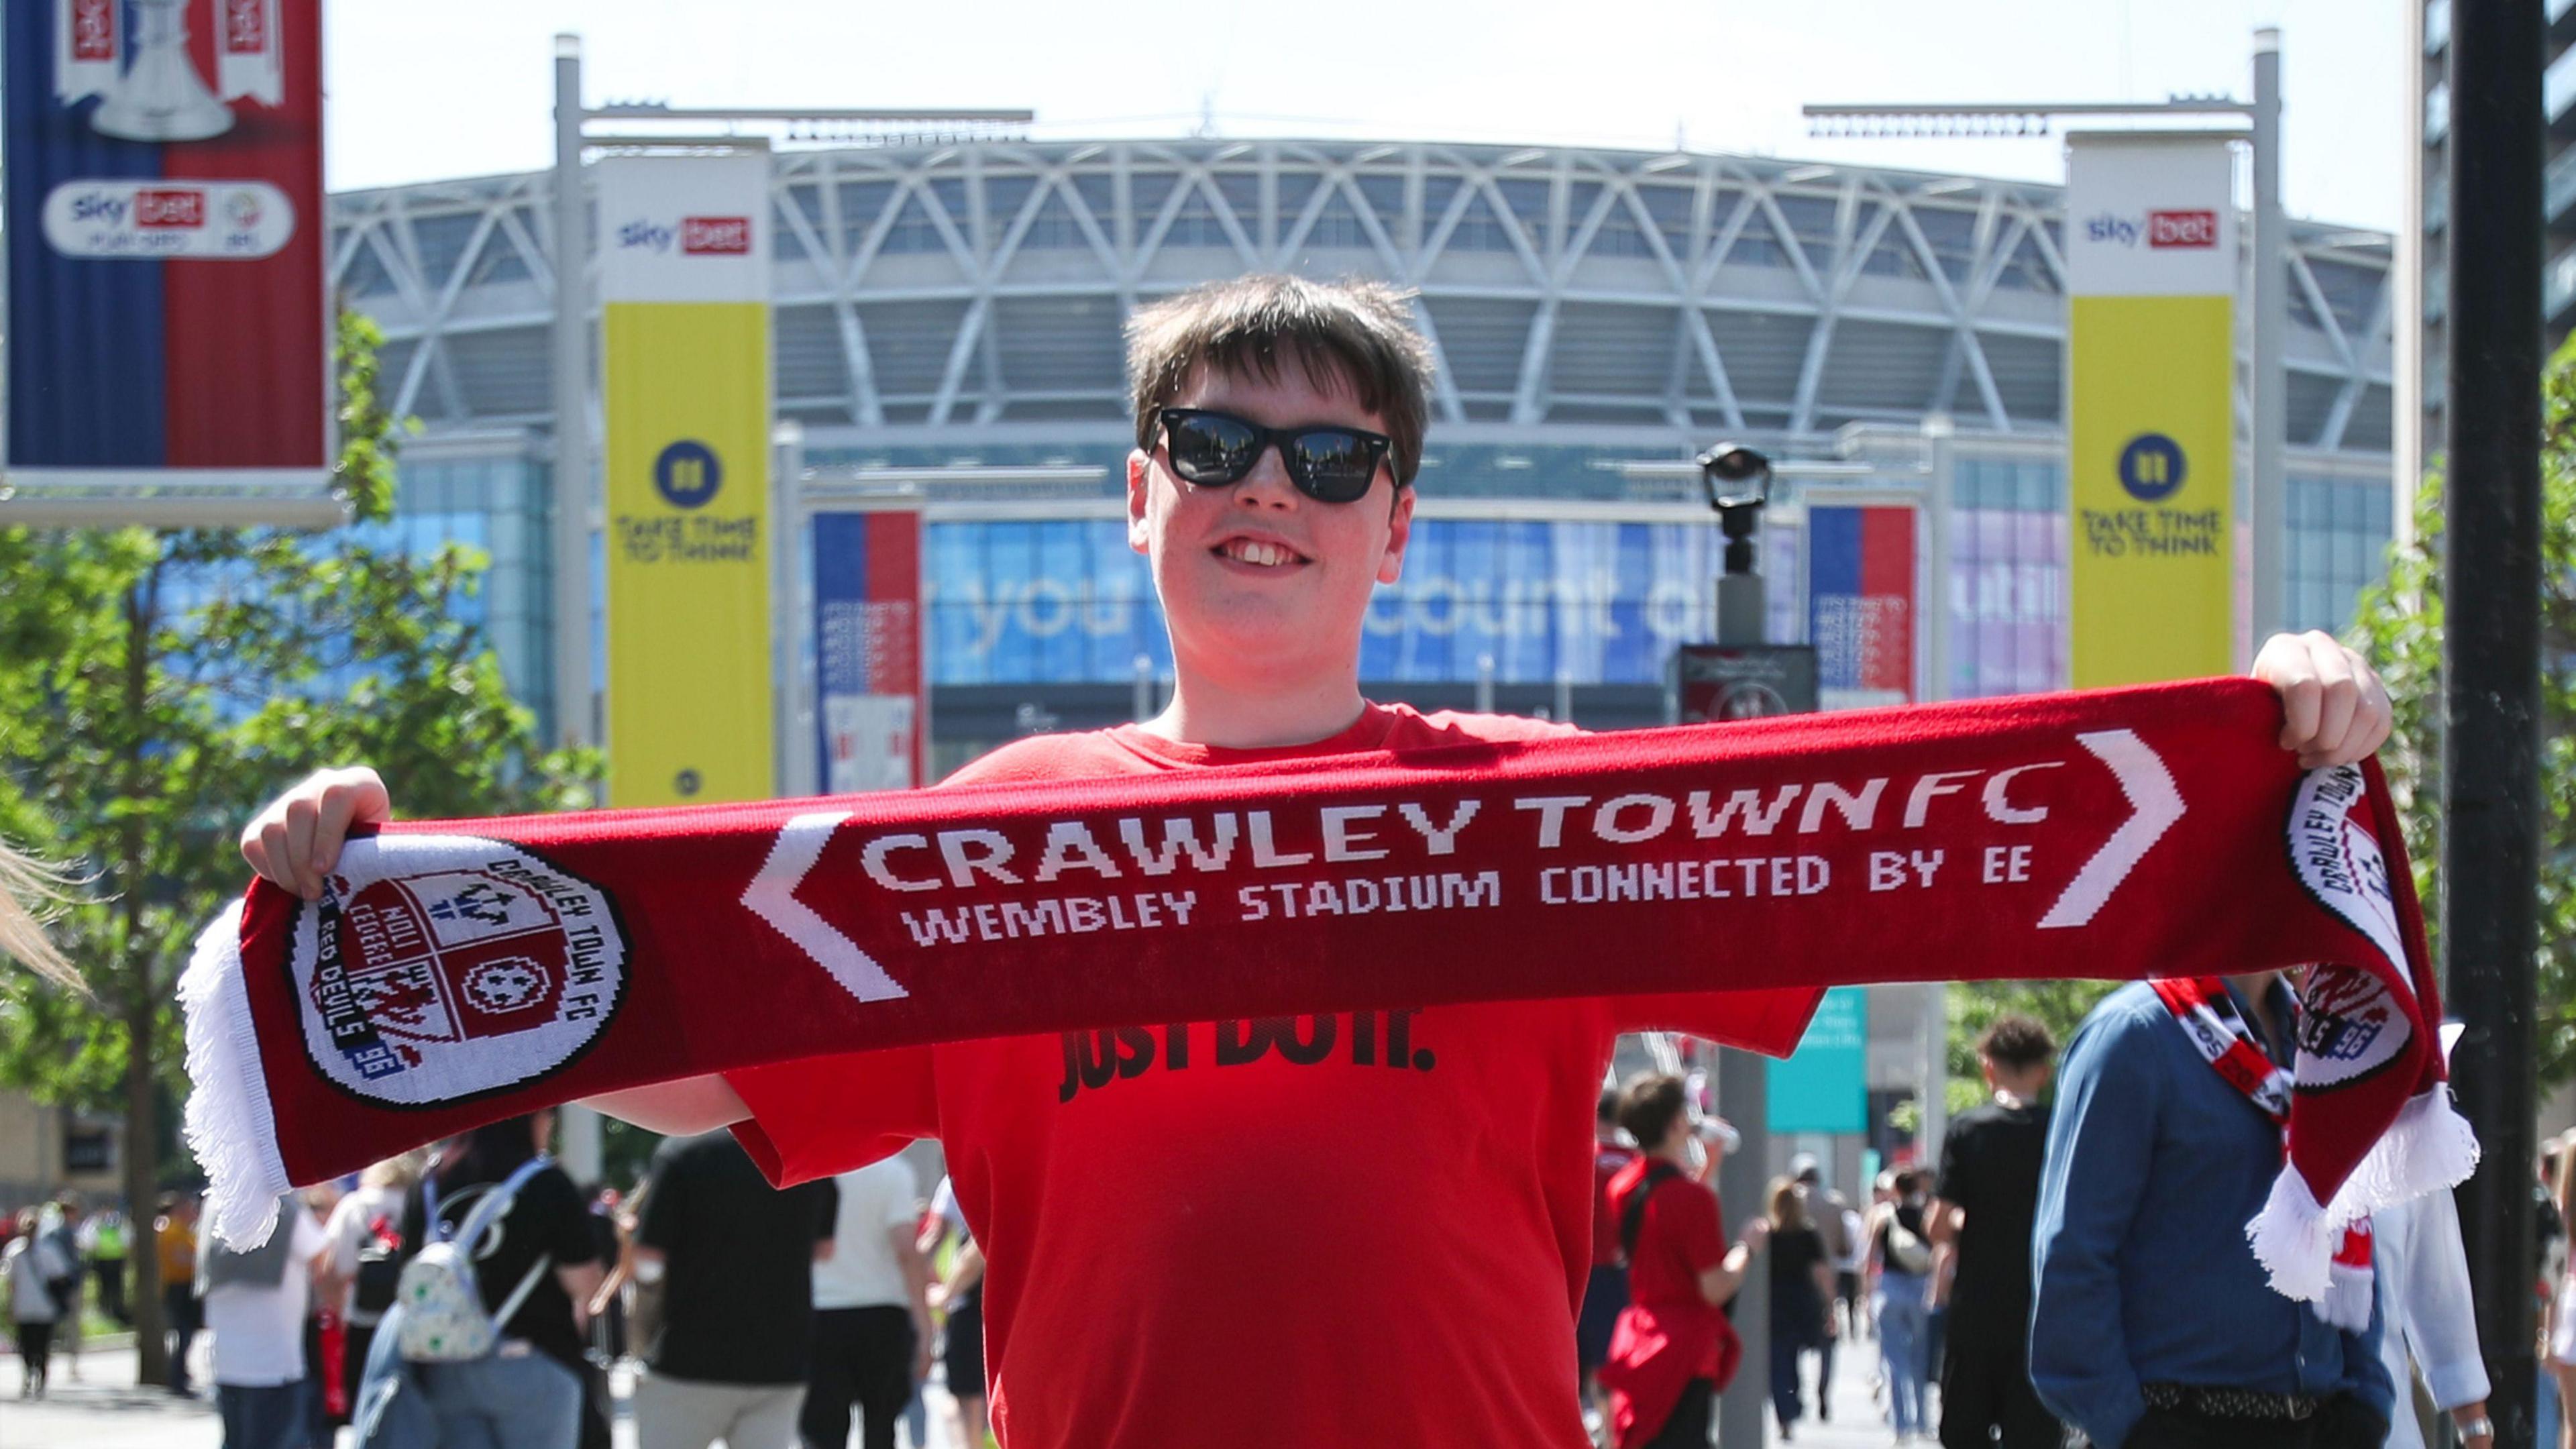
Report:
582,1076,749,1134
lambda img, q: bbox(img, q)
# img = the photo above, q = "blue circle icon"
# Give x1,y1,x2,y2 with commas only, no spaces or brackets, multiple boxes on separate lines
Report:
2116,433,2187,503
654,440,722,510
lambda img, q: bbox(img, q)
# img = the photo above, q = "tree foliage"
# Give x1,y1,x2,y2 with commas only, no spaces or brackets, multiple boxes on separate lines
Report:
0,310,594,1381
2346,341,2576,1091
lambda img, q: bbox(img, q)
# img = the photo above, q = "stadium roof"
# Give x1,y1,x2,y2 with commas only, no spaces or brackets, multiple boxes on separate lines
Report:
330,138,2394,455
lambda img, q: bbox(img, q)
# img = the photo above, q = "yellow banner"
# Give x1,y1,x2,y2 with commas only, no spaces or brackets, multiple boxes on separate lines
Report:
2063,134,2237,689
602,300,774,805
2068,294,2233,687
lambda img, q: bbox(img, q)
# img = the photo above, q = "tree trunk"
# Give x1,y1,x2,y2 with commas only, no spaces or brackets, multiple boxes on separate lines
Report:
116,574,168,1389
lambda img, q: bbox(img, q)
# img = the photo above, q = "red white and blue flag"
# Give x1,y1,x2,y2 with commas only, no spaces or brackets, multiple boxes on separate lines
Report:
813,511,926,792
1807,504,1918,709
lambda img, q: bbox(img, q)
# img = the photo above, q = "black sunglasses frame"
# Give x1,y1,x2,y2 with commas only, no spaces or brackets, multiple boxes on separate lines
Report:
1155,407,1399,504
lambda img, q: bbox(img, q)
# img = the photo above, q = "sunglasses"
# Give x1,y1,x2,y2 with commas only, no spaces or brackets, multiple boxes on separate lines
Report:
1156,407,1399,504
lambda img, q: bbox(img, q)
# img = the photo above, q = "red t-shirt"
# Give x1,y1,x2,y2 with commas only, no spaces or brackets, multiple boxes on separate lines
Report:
1600,1156,1736,1448
1605,1158,1726,1321
727,703,1819,1449
1592,1141,1642,1267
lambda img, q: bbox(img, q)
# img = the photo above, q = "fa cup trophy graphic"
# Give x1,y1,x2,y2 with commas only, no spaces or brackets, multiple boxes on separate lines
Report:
90,0,236,142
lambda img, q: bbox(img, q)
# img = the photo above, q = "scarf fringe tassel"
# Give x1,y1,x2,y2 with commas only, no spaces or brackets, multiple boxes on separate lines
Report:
179,902,290,1250
2248,1085,2481,1305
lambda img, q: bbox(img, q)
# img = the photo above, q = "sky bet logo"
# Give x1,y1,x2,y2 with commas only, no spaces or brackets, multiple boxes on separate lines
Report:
681,216,752,254
2083,209,2219,249
136,190,207,229
72,189,207,229
615,216,752,254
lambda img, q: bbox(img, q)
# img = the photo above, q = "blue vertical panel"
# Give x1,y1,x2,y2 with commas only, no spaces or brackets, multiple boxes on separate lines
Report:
6,0,168,466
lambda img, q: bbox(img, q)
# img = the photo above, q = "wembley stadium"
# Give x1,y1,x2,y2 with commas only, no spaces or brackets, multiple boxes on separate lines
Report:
329,137,2398,763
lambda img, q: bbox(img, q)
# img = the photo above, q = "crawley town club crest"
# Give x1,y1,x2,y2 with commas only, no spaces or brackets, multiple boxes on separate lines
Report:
289,835,627,1106
2284,764,2412,1090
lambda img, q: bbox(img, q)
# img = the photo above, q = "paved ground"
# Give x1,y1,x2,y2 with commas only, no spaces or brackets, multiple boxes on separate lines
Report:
1763,1328,1945,1448
5,1338,1921,1447
0,1346,975,1449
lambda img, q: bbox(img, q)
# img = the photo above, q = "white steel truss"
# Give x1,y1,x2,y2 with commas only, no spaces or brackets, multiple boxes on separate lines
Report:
327,138,2395,455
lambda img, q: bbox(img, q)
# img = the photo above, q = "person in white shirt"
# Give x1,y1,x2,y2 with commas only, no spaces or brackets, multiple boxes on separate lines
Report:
2373,1190,2492,1449
199,1193,329,1449
802,1155,933,1449
6,1207,74,1398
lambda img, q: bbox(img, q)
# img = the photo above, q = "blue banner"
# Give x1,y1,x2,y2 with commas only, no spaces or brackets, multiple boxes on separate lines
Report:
922,517,1739,687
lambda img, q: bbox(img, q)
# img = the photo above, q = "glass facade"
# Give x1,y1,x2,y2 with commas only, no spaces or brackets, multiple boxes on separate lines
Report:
366,450,556,735
2284,472,2397,635
374,439,2390,759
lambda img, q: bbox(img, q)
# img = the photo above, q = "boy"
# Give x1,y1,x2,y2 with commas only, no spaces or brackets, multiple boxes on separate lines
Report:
241,274,2392,1448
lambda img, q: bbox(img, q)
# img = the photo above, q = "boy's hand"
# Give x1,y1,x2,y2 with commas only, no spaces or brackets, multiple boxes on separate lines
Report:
2252,631,2392,770
238,767,390,900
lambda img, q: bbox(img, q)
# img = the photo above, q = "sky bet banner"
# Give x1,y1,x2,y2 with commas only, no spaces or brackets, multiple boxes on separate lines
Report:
5,0,327,477
2064,135,2237,686
599,152,773,806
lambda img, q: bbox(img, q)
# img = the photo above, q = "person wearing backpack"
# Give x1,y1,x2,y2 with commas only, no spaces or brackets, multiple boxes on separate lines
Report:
325,1156,418,1430
1868,1169,1939,1442
5,1206,73,1399
376,1113,604,1449
1596,1073,1766,1449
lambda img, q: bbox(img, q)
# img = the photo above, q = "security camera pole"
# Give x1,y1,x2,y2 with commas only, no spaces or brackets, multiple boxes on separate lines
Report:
1704,441,1774,1449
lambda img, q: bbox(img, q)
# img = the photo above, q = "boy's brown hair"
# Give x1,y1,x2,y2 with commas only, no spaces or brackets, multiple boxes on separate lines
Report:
1612,1071,1689,1152
1126,274,1438,487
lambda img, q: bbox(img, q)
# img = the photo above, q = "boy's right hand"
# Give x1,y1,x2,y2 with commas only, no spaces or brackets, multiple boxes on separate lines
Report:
237,767,391,900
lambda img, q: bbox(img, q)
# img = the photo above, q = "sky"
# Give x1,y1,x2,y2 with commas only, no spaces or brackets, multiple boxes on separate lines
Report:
326,0,2415,233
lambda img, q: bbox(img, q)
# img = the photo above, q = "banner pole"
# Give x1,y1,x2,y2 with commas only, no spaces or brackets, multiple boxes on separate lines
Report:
549,33,596,764
2249,28,2288,649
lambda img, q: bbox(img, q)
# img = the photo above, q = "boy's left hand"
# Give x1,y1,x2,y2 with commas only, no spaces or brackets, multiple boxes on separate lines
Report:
2252,631,2394,769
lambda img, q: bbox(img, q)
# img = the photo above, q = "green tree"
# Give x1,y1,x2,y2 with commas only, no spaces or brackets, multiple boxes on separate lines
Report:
2347,340,2576,1091
0,311,594,1385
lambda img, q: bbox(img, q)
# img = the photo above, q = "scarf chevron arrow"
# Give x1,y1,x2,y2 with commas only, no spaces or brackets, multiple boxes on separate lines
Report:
180,678,2477,1307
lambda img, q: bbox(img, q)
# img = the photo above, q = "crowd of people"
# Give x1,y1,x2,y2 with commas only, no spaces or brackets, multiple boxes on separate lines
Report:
1570,1009,2576,1449
1575,1024,2049,1449
0,1116,991,1448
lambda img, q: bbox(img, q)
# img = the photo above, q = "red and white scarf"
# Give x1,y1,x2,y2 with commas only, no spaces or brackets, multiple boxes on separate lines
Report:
178,678,2477,1311
2151,975,2379,1330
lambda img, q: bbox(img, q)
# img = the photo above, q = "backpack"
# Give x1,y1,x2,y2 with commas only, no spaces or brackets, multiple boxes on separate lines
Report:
350,1210,404,1325
392,1155,555,1363
1617,1159,1684,1264
1883,1214,1933,1275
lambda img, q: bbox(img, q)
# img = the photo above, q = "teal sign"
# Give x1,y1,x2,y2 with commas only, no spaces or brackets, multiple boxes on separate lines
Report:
1767,987,1868,1134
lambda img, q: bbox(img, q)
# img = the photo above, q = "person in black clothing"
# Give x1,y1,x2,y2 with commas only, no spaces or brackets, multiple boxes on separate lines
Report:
400,1112,608,1449
632,1129,837,1449
1929,1014,2062,1449
1764,1175,1836,1441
